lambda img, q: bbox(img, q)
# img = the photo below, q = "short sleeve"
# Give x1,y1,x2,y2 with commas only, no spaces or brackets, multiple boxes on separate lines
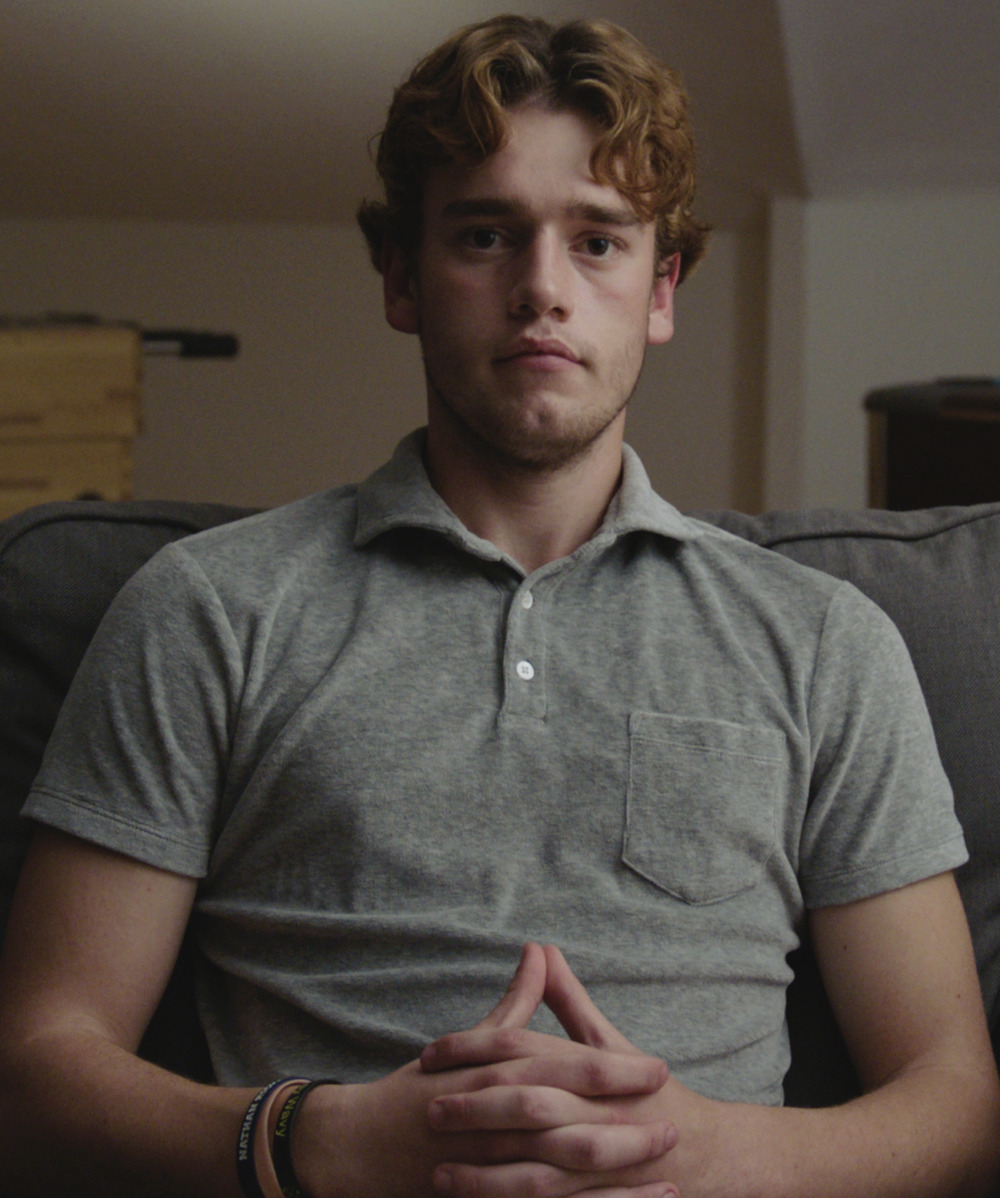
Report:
22,543,243,877
799,582,967,907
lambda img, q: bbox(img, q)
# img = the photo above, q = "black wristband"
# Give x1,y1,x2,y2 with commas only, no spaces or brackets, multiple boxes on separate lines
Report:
237,1078,302,1198
270,1078,339,1198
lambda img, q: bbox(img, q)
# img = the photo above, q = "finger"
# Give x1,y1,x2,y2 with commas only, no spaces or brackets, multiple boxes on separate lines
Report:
433,1159,679,1198
477,942,547,1030
501,1119,676,1172
543,944,640,1054
429,1088,676,1166
429,1083,612,1131
428,1042,668,1097
422,944,546,1074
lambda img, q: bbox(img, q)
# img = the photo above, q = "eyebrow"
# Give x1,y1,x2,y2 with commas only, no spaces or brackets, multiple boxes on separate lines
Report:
440,197,644,228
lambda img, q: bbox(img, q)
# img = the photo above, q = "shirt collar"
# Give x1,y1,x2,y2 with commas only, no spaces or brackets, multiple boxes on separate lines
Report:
354,429,702,559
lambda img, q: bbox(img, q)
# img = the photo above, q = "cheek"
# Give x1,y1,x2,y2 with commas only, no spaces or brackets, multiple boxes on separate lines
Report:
592,284,656,338
424,269,495,320
591,264,651,307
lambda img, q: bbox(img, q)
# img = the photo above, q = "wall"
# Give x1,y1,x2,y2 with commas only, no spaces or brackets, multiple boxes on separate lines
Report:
2,220,421,508
2,216,766,511
11,195,994,516
765,191,1000,509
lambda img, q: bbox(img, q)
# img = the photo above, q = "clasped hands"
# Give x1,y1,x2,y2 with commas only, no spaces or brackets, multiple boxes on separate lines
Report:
294,942,681,1198
420,941,680,1198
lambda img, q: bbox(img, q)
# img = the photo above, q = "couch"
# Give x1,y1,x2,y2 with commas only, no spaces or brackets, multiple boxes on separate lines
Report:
1,496,998,1109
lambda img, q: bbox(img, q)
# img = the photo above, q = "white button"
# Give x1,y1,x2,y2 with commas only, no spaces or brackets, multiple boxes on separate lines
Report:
521,592,534,610
516,660,535,681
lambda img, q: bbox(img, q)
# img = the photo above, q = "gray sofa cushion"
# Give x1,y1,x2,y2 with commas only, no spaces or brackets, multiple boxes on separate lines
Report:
697,503,1000,1068
2,497,998,1102
0,500,247,1081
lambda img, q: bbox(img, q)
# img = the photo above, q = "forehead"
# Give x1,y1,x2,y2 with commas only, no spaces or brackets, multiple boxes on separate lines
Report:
422,104,644,227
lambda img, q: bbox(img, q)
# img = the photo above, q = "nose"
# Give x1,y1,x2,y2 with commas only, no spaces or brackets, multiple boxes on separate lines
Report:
508,233,573,321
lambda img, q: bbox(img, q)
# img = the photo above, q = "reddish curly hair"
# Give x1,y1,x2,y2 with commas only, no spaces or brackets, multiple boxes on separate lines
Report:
357,15,710,282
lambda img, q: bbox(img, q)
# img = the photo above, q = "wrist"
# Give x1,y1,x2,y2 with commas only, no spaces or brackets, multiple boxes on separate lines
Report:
658,1079,781,1198
237,1077,309,1198
236,1077,342,1198
289,1081,358,1198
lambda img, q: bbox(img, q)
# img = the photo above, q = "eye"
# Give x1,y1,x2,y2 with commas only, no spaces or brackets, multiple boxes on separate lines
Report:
578,234,628,260
463,227,502,250
585,236,613,256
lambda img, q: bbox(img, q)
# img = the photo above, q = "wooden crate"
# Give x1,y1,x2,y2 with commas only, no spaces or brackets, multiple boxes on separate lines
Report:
0,322,142,518
0,437,134,520
0,323,141,440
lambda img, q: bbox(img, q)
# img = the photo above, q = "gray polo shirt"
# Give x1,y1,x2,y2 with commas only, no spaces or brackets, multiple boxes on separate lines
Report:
25,431,966,1103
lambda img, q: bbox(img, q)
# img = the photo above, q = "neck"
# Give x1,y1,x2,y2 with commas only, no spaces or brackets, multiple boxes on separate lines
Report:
424,420,625,574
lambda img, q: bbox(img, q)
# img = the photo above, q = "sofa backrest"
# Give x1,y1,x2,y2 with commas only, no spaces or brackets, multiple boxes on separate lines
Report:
0,500,248,1080
2,498,999,1100
696,504,1000,1102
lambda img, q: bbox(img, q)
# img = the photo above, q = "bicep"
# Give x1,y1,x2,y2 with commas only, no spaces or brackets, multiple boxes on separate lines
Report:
809,872,992,1092
0,827,198,1052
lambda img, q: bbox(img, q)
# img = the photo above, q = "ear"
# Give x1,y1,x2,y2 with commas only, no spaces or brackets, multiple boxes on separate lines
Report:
382,242,420,335
646,254,681,346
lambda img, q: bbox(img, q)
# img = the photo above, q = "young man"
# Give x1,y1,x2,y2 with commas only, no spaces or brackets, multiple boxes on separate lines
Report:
1,15,998,1198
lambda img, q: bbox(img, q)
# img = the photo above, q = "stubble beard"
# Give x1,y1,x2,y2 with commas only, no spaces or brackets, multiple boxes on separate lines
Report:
422,338,648,476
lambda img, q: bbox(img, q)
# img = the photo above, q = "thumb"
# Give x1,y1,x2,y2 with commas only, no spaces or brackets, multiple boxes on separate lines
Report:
543,943,639,1052
474,941,546,1030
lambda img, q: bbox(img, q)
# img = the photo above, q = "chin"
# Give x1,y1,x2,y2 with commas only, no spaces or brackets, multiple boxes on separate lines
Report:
473,417,618,473
429,373,625,472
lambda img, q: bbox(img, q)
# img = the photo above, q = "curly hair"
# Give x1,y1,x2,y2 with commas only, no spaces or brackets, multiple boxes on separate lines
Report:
357,15,709,282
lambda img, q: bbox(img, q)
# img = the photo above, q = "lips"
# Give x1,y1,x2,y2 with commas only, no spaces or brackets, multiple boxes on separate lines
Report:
496,337,581,365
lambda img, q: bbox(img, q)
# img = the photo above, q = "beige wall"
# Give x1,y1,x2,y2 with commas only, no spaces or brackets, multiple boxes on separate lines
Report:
765,191,1000,509
5,193,996,515
2,217,766,511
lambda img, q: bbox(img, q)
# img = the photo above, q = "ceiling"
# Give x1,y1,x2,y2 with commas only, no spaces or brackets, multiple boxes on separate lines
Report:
2,0,998,231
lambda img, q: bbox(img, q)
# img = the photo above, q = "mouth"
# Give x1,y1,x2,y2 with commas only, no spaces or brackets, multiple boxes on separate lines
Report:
496,338,581,367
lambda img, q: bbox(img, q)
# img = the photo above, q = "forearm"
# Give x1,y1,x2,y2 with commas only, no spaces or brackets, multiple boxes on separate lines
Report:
424,935,1000,1198
666,881,1000,1197
0,942,668,1198
0,831,244,1196
0,1027,252,1198
660,1062,1000,1198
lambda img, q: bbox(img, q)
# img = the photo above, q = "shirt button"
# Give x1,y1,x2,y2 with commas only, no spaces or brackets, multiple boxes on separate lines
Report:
516,660,535,681
521,592,534,610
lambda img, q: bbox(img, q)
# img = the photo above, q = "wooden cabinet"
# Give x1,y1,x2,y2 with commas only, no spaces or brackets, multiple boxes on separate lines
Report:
0,323,142,519
865,379,1000,510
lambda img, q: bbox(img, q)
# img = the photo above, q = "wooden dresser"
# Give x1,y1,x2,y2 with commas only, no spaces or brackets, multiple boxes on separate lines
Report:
865,378,1000,509
0,322,142,519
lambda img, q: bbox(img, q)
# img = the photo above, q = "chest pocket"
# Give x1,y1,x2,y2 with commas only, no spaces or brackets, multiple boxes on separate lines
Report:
623,712,784,905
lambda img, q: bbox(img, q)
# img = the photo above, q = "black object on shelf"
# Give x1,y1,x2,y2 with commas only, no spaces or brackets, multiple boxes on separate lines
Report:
864,378,1000,509
141,330,239,358
1,315,239,360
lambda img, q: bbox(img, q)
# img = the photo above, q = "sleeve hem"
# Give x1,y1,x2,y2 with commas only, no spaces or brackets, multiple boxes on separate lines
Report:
22,788,209,879
802,834,968,908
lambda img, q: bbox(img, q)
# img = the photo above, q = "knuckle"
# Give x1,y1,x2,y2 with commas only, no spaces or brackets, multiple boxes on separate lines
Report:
455,1168,483,1198
579,1054,612,1092
431,1032,459,1060
569,1132,608,1170
638,1125,663,1161
474,1063,499,1088
494,1026,525,1055
517,1087,552,1126
652,1121,673,1152
643,1055,670,1088
523,1169,564,1198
